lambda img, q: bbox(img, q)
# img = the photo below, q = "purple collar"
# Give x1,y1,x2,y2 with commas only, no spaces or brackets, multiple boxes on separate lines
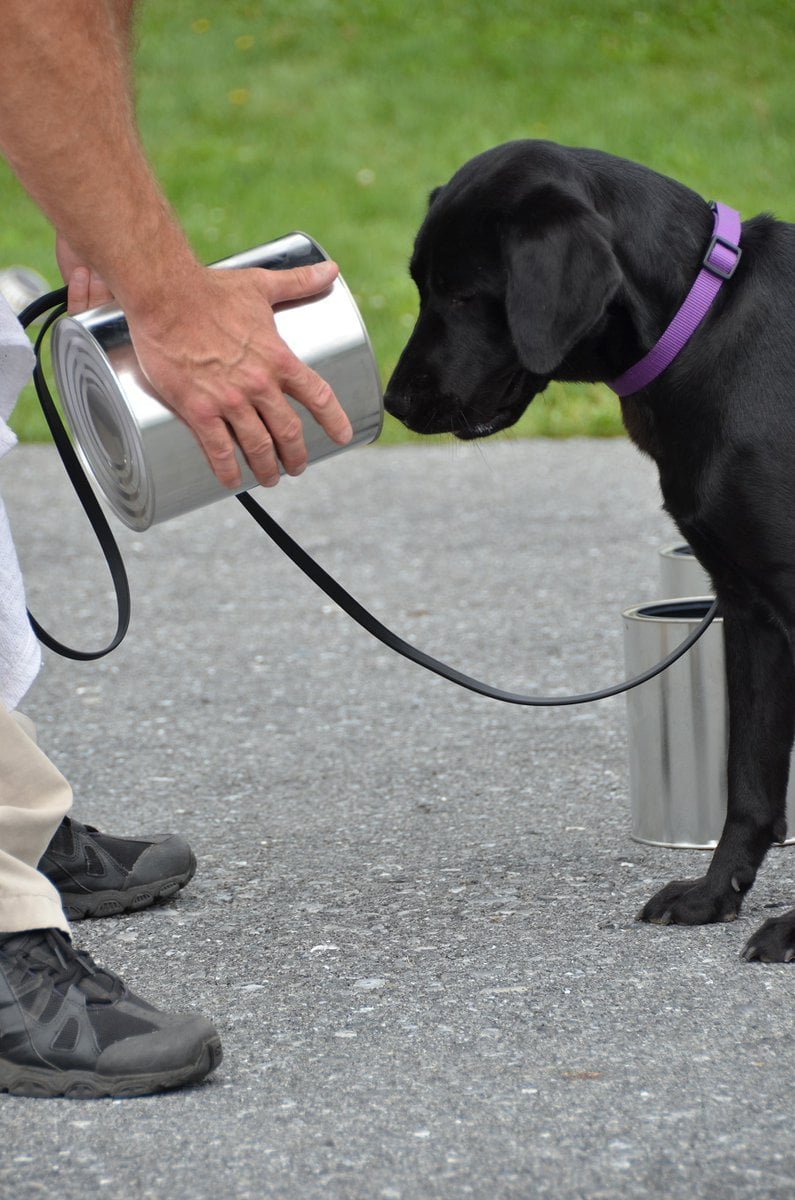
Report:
607,201,742,397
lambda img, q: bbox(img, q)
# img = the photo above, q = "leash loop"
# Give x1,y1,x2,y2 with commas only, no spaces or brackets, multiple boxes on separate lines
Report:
19,288,131,660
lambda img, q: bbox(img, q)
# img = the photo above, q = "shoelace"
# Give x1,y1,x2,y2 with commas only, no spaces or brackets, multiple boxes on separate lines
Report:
1,929,121,1001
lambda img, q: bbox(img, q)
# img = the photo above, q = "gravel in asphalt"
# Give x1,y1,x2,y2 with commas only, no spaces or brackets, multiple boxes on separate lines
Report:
2,439,794,1200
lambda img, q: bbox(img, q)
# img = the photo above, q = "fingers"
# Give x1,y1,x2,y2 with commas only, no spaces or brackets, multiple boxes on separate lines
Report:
262,259,339,305
228,392,306,486
185,405,281,493
190,376,348,491
253,266,353,446
67,266,114,314
277,354,353,446
193,418,247,491
87,273,114,309
67,268,90,314
185,387,311,492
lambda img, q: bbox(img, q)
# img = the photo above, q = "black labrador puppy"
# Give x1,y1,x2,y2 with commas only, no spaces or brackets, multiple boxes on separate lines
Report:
384,139,795,962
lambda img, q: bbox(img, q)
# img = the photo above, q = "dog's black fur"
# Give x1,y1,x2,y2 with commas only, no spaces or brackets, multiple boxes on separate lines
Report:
384,140,795,962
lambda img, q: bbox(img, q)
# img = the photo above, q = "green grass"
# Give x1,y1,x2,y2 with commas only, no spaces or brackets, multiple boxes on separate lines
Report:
3,0,795,443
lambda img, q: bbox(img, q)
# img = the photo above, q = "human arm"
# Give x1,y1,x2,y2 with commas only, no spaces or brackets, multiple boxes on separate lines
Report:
56,1,135,313
0,1,352,488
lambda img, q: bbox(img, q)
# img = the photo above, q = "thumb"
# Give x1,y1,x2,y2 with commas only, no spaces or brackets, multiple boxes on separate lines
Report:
258,260,340,305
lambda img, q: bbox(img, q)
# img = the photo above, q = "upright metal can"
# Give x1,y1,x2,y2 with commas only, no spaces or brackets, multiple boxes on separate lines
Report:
658,543,713,598
623,598,795,848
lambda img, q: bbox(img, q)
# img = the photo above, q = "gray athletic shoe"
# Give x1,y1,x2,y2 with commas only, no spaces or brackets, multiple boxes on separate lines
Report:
0,929,222,1098
39,817,197,921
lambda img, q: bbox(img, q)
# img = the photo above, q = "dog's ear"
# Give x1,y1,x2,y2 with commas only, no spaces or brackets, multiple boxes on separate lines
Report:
505,201,622,375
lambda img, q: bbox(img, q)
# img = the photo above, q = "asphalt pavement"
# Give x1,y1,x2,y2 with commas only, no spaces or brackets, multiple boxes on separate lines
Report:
2,437,795,1200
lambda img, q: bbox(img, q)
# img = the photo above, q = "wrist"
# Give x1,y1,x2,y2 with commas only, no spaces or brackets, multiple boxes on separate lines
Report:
109,207,204,324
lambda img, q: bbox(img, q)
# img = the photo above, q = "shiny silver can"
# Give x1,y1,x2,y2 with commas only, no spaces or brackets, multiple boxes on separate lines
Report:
622,598,795,849
658,542,713,598
51,232,383,531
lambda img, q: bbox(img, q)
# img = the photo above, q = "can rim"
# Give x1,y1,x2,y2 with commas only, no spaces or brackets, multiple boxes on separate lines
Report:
622,597,719,622
658,542,695,559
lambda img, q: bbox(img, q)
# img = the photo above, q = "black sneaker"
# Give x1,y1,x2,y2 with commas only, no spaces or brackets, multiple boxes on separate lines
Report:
0,929,222,1098
39,817,197,921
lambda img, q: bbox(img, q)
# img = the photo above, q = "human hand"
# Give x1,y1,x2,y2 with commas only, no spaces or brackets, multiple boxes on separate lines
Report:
125,260,353,489
55,233,114,313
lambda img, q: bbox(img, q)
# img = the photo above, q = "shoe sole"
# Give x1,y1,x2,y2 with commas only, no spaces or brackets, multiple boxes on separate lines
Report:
0,1034,222,1099
61,853,197,922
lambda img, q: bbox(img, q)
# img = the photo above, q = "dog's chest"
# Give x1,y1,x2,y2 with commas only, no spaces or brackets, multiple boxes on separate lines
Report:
619,398,663,462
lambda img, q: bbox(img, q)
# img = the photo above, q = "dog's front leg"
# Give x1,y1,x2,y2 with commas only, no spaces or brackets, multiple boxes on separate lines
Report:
639,599,794,927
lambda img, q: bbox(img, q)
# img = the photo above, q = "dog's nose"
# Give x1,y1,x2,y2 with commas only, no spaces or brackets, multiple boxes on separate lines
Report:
383,382,409,419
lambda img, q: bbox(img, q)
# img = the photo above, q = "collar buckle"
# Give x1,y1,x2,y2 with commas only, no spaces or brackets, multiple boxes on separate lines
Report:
702,204,742,280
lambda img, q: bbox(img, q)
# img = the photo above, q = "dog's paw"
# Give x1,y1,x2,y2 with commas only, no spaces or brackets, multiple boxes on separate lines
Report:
742,911,795,962
638,876,742,926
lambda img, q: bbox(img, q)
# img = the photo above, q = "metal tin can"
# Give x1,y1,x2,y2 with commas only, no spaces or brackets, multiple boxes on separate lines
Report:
51,232,383,531
658,543,713,598
623,598,795,848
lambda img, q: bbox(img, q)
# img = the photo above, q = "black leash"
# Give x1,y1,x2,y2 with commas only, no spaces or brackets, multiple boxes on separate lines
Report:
236,492,719,706
20,289,719,703
21,288,131,660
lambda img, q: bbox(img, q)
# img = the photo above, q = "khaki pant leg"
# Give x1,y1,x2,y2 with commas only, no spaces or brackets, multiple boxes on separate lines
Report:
0,702,70,933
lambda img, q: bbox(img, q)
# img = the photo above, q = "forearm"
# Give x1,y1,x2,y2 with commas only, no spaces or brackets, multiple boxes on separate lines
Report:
0,1,352,488
0,1,200,319
110,0,139,100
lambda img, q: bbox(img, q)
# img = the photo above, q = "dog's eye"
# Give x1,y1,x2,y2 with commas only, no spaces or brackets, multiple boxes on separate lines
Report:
450,293,476,307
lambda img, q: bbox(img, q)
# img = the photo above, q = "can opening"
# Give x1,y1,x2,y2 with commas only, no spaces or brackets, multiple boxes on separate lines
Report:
635,599,715,621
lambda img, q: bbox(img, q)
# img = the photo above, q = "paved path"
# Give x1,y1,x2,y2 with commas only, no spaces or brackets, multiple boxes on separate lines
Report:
2,439,794,1200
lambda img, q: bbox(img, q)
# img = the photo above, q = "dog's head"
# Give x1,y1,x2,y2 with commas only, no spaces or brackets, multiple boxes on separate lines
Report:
385,141,625,438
